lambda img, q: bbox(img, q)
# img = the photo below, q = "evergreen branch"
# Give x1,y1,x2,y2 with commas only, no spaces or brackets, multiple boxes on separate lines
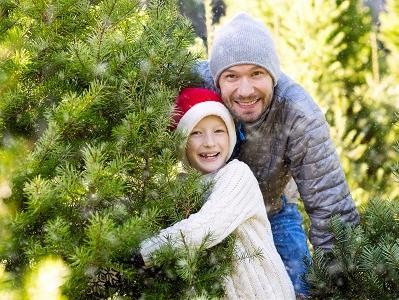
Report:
71,40,89,75
234,246,264,262
97,0,118,61
141,156,150,201
306,248,332,296
96,0,141,62
176,52,192,82
0,19,17,36
381,242,399,270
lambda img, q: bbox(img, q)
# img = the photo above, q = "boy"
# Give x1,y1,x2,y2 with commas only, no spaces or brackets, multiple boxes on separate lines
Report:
138,87,295,299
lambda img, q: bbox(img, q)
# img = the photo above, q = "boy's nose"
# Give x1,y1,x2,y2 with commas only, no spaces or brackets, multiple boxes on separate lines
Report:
203,133,216,146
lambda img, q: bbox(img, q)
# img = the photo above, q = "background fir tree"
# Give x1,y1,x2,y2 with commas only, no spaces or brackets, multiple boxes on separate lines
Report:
380,0,399,82
306,0,399,297
0,0,234,298
178,0,207,48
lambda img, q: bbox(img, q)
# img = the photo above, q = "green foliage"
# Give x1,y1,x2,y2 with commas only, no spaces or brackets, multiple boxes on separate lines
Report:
0,0,233,298
307,198,399,299
138,233,234,299
380,0,399,81
333,0,372,87
0,0,95,136
393,137,399,183
0,0,198,137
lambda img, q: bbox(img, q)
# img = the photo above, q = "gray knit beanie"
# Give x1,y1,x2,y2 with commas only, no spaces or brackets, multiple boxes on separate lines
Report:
209,12,281,87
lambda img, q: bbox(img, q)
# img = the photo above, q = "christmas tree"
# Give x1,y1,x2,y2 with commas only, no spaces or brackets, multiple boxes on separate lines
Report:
0,0,233,298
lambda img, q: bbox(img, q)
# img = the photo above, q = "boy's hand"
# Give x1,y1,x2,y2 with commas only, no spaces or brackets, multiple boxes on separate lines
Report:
130,251,145,268
87,267,123,297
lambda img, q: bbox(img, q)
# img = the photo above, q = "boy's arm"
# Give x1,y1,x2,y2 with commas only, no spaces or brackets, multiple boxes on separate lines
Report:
140,160,264,265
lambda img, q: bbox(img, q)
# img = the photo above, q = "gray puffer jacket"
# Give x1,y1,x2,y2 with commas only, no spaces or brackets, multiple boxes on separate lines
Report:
196,61,360,250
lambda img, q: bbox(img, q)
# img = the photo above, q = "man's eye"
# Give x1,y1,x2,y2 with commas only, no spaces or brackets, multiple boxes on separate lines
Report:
253,71,264,77
224,74,236,79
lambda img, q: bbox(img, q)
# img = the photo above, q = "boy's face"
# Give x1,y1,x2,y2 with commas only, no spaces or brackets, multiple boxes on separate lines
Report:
186,115,229,174
218,64,274,123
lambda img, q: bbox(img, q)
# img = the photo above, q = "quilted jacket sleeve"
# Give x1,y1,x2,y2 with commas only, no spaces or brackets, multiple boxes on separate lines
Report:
286,94,359,250
140,160,264,265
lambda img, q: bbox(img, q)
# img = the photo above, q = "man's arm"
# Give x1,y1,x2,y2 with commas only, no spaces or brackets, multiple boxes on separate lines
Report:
194,60,218,92
287,101,359,250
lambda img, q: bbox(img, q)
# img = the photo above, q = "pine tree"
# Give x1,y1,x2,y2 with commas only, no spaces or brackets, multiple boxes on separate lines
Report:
380,0,399,81
305,2,399,296
179,0,207,47
0,0,234,298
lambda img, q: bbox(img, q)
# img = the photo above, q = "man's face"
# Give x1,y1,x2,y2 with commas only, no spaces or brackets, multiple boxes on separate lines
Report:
218,64,274,123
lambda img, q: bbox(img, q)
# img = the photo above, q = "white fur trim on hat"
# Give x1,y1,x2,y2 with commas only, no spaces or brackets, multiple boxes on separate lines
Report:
176,101,236,167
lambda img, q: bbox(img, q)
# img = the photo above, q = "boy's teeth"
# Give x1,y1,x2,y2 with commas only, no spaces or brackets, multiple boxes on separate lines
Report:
201,153,218,158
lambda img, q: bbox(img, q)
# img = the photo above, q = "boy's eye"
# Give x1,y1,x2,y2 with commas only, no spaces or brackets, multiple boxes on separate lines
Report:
190,130,201,136
215,129,226,133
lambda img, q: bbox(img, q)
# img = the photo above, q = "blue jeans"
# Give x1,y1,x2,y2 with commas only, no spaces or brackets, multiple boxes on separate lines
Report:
269,197,311,296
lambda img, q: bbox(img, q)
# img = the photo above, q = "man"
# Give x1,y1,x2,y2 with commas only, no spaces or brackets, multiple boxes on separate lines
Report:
196,12,359,297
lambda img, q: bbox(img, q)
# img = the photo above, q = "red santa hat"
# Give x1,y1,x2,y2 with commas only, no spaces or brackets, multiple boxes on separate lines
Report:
171,87,236,165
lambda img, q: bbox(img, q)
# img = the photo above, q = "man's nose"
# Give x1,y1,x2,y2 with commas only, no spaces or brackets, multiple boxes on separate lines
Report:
237,77,254,97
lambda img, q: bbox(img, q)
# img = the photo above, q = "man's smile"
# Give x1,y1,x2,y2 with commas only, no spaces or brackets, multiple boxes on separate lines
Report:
235,98,261,108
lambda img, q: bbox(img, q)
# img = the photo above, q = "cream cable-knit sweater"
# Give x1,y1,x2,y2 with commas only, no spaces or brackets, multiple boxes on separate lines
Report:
140,159,295,299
